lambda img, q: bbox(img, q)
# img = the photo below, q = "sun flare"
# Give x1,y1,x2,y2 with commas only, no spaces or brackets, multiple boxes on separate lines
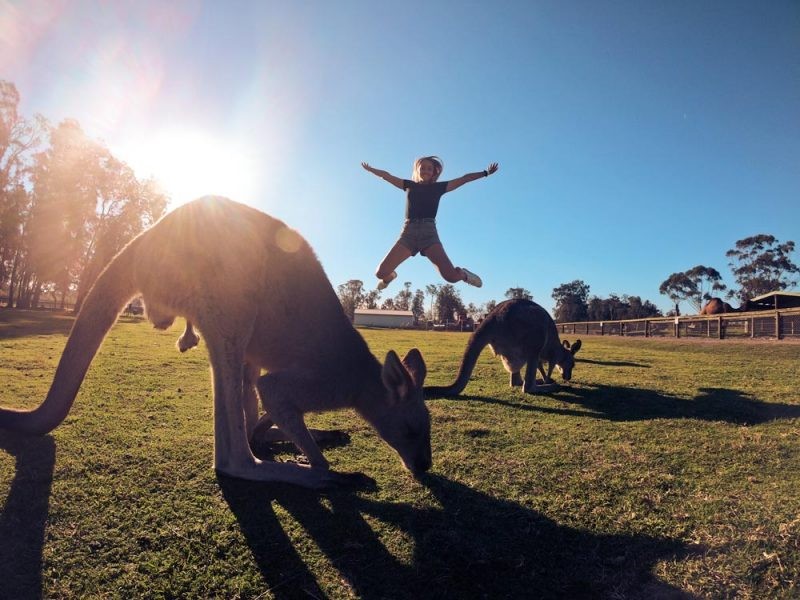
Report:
115,130,259,207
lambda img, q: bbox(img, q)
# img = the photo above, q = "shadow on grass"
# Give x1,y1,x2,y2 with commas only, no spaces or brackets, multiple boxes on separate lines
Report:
577,358,651,368
219,473,698,599
0,432,55,600
449,384,800,425
0,310,75,340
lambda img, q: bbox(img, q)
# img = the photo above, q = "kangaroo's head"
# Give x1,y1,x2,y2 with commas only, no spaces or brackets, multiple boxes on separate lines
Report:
555,339,582,381
376,348,431,476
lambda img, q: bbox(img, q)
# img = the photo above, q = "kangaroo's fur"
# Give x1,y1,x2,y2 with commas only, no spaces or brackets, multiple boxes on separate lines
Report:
425,299,581,396
0,196,431,488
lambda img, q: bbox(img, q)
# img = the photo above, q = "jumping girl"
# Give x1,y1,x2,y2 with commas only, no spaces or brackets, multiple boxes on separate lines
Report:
362,156,499,290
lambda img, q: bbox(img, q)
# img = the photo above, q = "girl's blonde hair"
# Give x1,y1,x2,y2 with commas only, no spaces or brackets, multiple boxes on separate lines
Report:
412,156,443,182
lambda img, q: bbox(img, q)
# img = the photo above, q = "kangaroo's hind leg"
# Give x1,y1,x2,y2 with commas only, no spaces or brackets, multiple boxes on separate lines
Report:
510,371,523,387
256,370,335,470
177,320,200,352
524,350,557,394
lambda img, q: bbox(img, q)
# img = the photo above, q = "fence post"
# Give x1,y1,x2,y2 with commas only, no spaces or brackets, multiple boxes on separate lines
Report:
718,316,723,339
645,320,650,337
776,311,782,340
600,322,604,336
675,318,680,338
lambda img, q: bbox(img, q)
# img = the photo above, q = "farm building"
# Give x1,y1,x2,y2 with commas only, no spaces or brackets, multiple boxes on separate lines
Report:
747,291,800,311
353,308,415,329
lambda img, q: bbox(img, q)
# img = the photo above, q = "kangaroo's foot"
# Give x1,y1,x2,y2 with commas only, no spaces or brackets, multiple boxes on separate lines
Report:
252,423,350,448
510,372,523,387
524,381,560,395
177,322,200,352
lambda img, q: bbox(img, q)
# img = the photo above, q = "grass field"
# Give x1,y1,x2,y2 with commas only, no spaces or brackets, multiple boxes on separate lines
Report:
1,310,799,599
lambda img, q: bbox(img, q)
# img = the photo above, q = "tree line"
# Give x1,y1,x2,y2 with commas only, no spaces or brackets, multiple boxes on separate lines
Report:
338,232,799,325
336,281,536,325
659,236,799,315
0,81,168,311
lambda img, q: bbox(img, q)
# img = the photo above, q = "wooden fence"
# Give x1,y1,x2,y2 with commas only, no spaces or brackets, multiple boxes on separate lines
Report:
556,307,800,341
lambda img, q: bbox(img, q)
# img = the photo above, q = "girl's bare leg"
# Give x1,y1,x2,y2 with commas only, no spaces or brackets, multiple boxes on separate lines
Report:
376,241,414,283
422,243,466,283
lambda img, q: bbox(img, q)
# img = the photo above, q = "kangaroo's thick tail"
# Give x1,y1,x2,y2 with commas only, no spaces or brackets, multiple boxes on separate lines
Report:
0,239,141,434
424,324,493,397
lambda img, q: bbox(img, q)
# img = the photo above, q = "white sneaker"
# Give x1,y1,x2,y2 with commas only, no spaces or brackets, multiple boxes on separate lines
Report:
462,268,482,288
377,271,397,290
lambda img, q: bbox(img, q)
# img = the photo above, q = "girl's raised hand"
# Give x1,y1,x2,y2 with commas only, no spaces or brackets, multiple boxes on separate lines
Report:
487,162,499,175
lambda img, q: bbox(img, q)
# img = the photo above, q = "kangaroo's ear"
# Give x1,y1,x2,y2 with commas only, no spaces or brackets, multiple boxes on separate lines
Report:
382,350,412,401
571,339,582,355
402,348,427,386
562,340,571,349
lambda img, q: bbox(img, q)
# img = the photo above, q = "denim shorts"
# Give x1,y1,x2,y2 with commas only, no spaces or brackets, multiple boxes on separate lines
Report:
397,219,441,256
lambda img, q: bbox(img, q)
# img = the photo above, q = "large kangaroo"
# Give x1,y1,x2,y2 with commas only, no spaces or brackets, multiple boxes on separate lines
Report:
0,196,431,488
425,299,581,397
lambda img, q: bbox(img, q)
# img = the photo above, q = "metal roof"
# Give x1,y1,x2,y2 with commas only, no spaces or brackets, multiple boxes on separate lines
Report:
749,291,800,301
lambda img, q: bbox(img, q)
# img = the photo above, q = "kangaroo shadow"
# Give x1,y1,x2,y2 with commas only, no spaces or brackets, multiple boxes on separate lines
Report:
577,358,651,368
219,473,698,599
558,384,800,424
453,384,800,425
0,310,75,340
0,432,56,600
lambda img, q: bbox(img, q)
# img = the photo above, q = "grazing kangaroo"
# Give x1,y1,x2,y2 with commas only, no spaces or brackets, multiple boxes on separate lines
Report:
425,299,581,397
0,196,432,488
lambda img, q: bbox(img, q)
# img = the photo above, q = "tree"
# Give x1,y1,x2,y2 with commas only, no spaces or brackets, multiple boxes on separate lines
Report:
393,281,412,310
659,272,696,316
465,302,482,321
25,119,167,311
659,265,726,314
425,283,441,320
552,280,590,322
586,294,662,321
411,289,425,324
504,287,532,300
337,279,365,321
726,234,799,303
0,80,46,306
434,284,465,323
362,289,381,309
685,266,726,308
623,295,662,319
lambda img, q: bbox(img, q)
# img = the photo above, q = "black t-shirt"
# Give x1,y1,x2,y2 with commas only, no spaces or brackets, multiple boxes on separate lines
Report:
403,180,448,219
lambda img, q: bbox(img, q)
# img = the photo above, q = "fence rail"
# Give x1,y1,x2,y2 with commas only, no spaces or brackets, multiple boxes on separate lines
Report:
556,307,800,341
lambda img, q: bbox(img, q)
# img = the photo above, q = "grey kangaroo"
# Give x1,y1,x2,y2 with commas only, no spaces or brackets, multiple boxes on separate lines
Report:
0,196,431,488
425,299,581,396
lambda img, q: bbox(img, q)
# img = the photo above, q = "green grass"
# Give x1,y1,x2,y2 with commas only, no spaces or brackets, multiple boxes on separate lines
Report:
1,310,799,599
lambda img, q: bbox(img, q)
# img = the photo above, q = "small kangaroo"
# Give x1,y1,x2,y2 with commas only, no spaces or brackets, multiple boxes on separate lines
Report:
425,299,581,396
0,196,431,488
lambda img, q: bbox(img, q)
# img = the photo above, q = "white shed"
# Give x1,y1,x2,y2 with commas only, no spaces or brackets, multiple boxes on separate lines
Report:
353,309,415,329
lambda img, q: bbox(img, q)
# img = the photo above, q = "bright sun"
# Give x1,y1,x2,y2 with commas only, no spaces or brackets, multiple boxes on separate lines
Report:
115,130,259,207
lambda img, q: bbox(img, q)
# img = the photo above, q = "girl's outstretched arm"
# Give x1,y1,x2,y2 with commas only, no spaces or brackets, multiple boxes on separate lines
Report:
362,162,405,190
445,162,499,192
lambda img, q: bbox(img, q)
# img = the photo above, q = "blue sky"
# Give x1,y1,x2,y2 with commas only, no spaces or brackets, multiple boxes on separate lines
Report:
3,0,799,314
